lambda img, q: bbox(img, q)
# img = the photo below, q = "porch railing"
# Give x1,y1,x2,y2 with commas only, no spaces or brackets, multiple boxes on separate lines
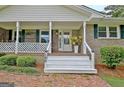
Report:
84,41,95,69
0,42,47,53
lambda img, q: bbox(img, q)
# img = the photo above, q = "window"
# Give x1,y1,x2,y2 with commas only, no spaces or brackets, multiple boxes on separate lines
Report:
63,32,70,44
40,31,49,43
98,26,106,37
109,27,117,37
64,38,70,44
98,25,119,39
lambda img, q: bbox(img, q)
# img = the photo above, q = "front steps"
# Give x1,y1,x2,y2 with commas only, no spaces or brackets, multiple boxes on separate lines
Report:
44,56,97,74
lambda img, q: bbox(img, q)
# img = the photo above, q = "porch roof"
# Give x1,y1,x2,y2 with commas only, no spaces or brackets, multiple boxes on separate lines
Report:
0,5,106,22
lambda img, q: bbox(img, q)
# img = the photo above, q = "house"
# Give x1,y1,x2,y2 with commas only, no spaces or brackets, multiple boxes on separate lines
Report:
0,5,124,73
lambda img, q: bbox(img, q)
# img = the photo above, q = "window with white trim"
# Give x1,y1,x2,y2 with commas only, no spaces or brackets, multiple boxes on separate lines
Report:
109,27,117,37
98,25,120,39
40,31,49,43
98,26,107,37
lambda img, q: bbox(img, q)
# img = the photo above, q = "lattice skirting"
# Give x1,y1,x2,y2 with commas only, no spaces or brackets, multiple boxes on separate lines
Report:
0,43,15,53
0,43,47,53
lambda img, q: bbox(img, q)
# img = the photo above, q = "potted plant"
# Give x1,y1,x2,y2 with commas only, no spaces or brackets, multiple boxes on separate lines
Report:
70,36,82,53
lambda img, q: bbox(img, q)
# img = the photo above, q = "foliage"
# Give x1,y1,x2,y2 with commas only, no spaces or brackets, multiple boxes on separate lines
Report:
0,53,6,57
16,67,39,74
100,46,124,69
0,55,17,66
0,65,39,75
17,56,36,67
70,36,82,45
104,5,124,17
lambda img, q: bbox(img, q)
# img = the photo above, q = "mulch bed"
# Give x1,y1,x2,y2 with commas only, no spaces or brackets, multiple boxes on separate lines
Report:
36,63,44,70
0,71,110,87
96,64,124,78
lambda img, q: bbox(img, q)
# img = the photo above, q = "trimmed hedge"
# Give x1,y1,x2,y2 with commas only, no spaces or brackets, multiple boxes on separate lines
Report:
100,46,124,69
17,56,36,67
0,55,17,66
0,65,39,75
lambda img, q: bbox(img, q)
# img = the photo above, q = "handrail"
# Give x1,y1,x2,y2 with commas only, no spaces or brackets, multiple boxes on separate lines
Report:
46,42,51,51
84,41,95,69
84,41,93,54
45,42,51,63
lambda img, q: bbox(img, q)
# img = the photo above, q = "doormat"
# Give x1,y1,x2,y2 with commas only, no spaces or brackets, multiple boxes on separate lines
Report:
0,82,15,87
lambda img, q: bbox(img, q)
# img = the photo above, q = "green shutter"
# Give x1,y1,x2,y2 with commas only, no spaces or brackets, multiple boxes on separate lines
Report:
36,30,40,42
120,25,124,39
19,31,22,42
94,24,98,39
8,30,12,41
22,29,25,42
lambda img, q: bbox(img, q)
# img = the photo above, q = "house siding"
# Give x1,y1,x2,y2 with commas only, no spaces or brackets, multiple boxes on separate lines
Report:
86,24,124,63
0,28,9,42
0,6,89,21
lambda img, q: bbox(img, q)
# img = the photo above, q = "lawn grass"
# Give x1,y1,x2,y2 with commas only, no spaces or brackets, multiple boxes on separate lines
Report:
101,75,124,87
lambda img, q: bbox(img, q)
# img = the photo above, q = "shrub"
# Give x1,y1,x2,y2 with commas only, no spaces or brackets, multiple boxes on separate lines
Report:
0,65,39,75
100,46,124,69
0,53,6,57
0,65,9,70
17,56,36,67
16,67,39,74
0,55,17,66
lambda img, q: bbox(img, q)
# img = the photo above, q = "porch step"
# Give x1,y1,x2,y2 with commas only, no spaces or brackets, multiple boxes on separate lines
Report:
49,53,85,56
44,56,97,74
46,60,91,65
44,68,97,74
47,56,90,61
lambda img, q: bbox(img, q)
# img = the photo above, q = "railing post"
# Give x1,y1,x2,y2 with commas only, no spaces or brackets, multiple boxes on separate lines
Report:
15,21,20,54
49,21,52,53
83,21,87,54
91,52,95,69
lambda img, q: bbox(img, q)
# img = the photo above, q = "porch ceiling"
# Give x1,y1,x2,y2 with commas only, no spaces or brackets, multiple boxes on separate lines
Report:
0,21,82,30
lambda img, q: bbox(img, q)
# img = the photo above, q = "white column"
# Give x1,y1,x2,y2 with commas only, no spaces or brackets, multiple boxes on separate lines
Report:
15,21,20,54
49,21,52,53
83,21,87,54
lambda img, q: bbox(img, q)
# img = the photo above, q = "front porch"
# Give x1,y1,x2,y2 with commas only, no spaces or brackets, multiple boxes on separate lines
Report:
0,21,85,54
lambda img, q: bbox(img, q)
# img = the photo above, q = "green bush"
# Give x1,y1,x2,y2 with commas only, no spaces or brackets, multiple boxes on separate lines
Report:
0,53,6,57
16,67,39,74
0,65,9,70
0,65,39,74
17,56,36,67
100,46,124,69
0,55,17,66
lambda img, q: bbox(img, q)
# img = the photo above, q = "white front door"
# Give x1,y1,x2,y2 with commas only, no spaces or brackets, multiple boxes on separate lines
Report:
58,31,72,51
